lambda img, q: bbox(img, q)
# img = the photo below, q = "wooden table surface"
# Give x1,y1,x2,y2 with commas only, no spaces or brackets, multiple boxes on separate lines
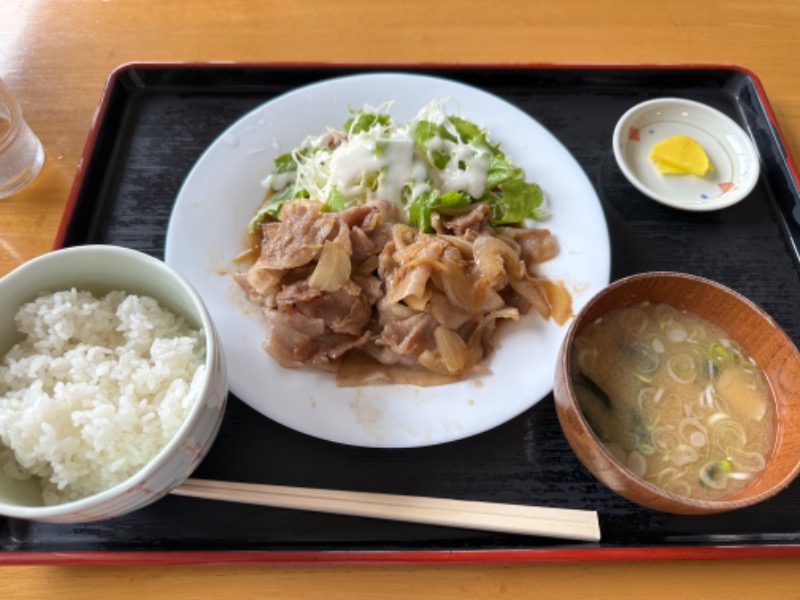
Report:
2,0,800,596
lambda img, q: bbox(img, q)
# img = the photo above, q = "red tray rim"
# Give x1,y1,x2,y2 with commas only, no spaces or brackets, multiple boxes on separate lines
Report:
5,544,800,565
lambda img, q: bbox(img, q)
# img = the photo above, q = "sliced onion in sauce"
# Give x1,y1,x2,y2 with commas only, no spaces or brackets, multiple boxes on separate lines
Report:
308,239,351,291
507,276,551,320
417,350,447,375
434,326,468,374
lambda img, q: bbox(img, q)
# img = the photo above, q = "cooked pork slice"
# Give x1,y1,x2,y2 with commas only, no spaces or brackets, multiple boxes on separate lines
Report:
352,274,384,305
349,226,378,265
275,279,323,307
258,200,340,270
341,200,397,233
357,311,439,369
496,226,558,266
238,192,568,384
345,201,397,263
262,310,326,368
375,296,418,327
336,349,465,386
437,203,492,237
380,313,439,362
276,279,372,336
263,309,370,368
232,271,267,305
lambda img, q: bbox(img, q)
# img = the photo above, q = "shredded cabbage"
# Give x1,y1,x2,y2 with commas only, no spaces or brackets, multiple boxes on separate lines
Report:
249,101,547,233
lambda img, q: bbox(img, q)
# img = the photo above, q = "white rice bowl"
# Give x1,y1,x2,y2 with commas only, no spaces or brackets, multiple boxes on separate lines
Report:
0,289,207,505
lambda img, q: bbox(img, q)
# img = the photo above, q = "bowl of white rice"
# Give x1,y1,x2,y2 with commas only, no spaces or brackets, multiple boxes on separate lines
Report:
0,245,227,522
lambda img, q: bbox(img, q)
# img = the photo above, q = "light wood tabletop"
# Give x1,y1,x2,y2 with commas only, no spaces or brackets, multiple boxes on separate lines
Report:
3,0,800,596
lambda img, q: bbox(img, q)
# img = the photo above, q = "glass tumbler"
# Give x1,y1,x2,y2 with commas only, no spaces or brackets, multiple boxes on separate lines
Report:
0,78,45,199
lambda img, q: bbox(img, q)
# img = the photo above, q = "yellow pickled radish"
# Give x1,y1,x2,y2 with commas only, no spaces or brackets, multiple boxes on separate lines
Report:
655,161,693,175
649,134,713,176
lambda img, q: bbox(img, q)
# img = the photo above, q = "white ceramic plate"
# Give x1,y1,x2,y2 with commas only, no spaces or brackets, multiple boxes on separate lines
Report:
613,97,760,211
165,72,610,448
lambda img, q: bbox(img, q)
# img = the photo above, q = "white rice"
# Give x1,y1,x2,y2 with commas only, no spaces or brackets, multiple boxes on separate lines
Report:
0,289,206,505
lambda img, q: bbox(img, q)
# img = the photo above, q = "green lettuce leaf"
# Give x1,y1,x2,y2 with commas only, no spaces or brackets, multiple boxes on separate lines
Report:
322,186,348,212
253,108,546,232
344,110,391,134
407,189,471,232
271,151,298,176
247,185,307,233
487,178,546,224
410,120,456,170
485,154,520,189
448,116,490,149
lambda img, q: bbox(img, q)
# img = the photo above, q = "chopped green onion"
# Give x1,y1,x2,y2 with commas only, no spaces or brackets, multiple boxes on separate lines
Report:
651,338,666,354
637,440,657,456
667,354,696,384
709,342,731,364
699,460,730,490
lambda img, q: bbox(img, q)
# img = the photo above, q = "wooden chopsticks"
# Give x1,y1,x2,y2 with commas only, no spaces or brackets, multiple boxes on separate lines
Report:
172,478,600,542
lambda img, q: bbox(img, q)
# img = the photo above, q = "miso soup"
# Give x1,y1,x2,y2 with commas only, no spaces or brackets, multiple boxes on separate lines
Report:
570,302,774,501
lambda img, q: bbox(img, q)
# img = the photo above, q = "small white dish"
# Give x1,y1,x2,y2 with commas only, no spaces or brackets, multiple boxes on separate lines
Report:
612,97,760,211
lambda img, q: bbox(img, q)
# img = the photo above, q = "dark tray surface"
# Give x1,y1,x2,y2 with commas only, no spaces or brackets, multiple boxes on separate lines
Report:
7,64,800,561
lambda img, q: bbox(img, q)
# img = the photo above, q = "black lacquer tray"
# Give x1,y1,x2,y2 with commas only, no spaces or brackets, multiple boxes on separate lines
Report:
5,63,800,564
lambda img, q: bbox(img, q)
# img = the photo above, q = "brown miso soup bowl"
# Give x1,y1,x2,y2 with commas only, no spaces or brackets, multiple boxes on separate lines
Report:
554,271,800,514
